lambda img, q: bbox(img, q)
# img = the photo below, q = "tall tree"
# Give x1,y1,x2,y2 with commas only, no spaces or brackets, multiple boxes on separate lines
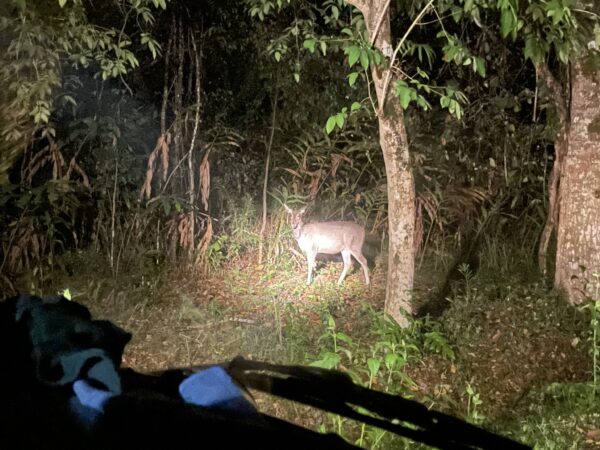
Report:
555,50,600,302
500,0,600,301
344,0,415,325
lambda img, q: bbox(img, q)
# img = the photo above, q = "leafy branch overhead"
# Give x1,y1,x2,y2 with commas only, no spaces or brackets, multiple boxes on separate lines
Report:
246,0,492,132
0,0,165,133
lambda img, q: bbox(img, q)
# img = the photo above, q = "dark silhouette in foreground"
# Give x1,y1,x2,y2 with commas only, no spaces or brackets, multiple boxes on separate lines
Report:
0,293,529,450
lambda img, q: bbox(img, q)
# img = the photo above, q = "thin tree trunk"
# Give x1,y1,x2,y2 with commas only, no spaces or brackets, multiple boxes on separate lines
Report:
555,57,600,303
174,17,185,193
346,0,414,326
160,29,172,183
187,27,203,258
258,91,278,265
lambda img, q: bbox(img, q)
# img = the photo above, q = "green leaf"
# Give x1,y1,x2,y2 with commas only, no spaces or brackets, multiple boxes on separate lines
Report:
311,352,341,369
345,46,361,67
500,9,515,38
62,94,76,106
303,39,316,53
293,73,300,83
373,51,382,65
474,56,486,77
58,0,67,7
335,332,353,344
61,288,72,300
335,113,344,128
359,50,369,69
546,1,565,25
395,81,412,109
416,95,431,110
148,41,157,59
320,41,327,55
274,51,281,62
350,101,361,112
451,99,463,119
524,36,542,62
327,315,336,329
451,4,463,22
367,358,381,378
348,72,359,86
331,5,339,20
326,116,336,134
384,353,399,368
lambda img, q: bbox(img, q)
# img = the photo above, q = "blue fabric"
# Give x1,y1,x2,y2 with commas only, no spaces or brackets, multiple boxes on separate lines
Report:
73,379,115,411
60,350,122,393
71,378,116,428
70,357,120,426
85,356,122,394
179,366,256,415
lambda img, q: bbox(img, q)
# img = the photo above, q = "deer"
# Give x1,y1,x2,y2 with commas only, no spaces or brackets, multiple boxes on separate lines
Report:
284,205,370,286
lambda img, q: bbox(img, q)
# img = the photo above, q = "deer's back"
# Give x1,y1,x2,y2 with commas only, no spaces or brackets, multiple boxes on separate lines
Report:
297,221,365,254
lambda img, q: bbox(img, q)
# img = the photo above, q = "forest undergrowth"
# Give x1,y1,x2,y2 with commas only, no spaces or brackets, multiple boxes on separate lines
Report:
13,242,600,449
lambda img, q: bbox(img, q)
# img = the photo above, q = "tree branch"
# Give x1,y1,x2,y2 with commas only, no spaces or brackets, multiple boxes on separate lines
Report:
370,0,391,47
378,0,434,114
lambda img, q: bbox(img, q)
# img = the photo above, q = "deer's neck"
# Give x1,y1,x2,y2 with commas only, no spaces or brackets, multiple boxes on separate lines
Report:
292,222,304,240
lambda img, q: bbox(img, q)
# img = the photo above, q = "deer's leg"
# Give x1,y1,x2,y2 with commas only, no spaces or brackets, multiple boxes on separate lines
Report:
306,251,316,284
351,251,370,285
338,250,352,285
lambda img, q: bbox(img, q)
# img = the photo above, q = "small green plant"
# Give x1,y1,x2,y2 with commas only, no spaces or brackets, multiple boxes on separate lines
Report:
310,311,442,448
517,408,594,450
457,262,475,302
423,319,456,361
311,315,349,371
356,356,381,447
465,381,485,426
311,316,350,437
205,234,233,270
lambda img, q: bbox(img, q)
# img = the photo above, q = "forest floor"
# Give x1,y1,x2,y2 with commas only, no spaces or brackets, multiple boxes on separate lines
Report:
16,249,600,449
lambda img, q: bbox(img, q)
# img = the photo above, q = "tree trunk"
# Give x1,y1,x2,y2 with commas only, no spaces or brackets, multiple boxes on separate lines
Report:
536,63,568,276
346,0,415,326
555,56,600,303
259,91,278,265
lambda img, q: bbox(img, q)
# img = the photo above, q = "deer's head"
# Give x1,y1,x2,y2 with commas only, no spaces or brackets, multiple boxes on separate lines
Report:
283,204,307,239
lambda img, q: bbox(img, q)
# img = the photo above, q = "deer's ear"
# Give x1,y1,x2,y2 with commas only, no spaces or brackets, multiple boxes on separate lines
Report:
283,204,292,214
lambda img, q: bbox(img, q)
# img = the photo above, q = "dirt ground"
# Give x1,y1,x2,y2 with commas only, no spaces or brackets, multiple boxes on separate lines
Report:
15,253,596,447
